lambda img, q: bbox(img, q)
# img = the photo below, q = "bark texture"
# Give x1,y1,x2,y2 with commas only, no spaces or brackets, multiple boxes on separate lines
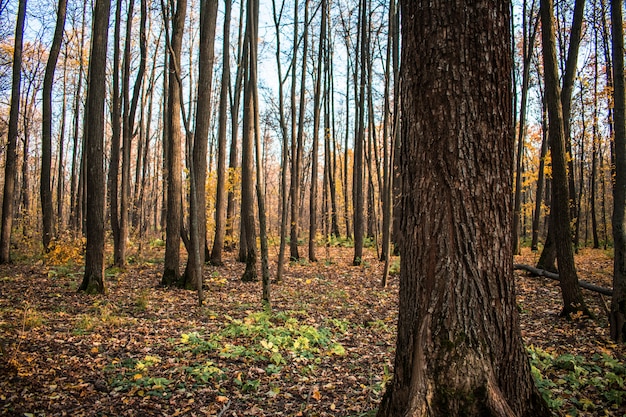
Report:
377,1,550,416
610,0,626,342
80,0,110,294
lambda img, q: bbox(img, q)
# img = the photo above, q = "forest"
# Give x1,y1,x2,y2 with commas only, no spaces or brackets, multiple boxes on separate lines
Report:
0,0,626,415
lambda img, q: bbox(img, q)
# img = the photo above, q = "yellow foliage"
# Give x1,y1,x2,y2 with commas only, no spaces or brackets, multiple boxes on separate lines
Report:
45,236,85,266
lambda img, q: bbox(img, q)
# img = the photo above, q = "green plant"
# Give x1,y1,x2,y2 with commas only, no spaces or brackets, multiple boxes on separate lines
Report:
527,345,626,414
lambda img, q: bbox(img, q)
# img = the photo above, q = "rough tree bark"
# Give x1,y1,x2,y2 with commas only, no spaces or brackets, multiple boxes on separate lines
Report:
610,0,626,343
79,0,111,294
376,1,551,415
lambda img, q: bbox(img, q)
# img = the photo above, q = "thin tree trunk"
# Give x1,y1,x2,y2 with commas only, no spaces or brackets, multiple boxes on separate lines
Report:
562,0,585,250
540,0,591,317
240,9,257,283
209,0,232,266
56,50,69,234
532,93,549,251
41,0,67,252
226,0,244,253
352,0,367,266
80,0,110,294
309,0,326,263
69,0,87,234
0,0,27,263
272,0,290,281
513,0,539,255
183,0,218,291
109,0,123,267
161,0,187,286
590,18,600,250
291,0,309,261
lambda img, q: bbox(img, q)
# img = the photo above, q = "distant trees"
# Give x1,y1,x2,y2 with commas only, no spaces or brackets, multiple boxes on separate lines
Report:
0,0,622,315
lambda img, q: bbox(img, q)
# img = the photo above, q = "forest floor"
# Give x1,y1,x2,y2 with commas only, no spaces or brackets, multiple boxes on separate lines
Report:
0,241,625,417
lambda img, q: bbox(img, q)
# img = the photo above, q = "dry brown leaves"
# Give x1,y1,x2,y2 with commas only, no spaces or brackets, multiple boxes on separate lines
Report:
0,245,624,416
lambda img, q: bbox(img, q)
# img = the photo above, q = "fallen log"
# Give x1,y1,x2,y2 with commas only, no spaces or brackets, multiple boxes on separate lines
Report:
513,263,613,297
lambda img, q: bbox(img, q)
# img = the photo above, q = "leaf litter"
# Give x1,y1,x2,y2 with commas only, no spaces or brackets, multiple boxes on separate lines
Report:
0,246,624,416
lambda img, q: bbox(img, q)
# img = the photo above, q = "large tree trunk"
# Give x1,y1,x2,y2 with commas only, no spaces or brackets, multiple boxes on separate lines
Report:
41,0,67,252
540,0,591,318
0,0,27,263
610,0,626,343
79,0,110,294
377,1,550,416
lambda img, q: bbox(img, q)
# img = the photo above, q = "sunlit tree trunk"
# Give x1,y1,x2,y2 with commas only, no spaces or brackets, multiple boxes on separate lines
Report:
56,50,69,234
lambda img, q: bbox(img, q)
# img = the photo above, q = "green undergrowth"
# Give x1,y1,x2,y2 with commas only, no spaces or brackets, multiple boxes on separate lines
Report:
528,345,626,415
104,310,348,398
